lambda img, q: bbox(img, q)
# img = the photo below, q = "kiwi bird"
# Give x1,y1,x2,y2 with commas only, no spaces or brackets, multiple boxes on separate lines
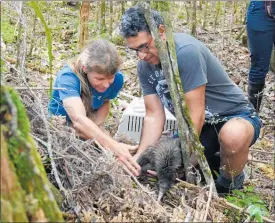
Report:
137,137,184,201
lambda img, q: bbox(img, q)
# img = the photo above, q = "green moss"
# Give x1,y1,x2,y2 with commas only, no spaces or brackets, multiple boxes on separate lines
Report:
1,199,13,222
49,183,64,207
1,130,29,222
118,49,127,57
8,87,31,138
1,85,63,221
1,59,7,73
100,32,110,40
1,18,16,44
178,14,185,20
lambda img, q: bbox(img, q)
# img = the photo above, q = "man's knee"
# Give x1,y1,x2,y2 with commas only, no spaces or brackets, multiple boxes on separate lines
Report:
218,118,253,153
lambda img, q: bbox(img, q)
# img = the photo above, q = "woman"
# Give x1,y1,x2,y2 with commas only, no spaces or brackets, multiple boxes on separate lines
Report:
49,39,140,176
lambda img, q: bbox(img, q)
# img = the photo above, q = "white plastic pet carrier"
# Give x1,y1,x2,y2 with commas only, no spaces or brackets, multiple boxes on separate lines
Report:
117,98,178,142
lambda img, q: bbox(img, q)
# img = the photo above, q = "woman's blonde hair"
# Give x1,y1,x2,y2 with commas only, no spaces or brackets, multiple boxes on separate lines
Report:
70,39,122,116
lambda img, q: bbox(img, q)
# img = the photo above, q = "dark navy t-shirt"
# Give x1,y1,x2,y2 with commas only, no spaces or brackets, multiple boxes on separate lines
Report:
48,65,124,118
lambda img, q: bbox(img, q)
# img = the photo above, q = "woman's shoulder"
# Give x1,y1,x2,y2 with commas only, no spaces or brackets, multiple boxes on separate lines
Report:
57,65,79,82
113,71,124,89
55,65,81,93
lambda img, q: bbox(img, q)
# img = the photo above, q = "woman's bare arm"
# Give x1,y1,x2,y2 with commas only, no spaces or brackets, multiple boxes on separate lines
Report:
63,97,141,175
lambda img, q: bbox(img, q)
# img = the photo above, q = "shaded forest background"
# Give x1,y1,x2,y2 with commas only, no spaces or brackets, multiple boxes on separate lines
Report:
1,1,274,222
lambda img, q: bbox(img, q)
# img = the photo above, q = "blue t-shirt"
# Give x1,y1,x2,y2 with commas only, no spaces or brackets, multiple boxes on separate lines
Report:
48,65,124,118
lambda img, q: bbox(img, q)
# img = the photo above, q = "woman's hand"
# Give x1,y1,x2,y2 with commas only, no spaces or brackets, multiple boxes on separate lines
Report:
114,143,141,176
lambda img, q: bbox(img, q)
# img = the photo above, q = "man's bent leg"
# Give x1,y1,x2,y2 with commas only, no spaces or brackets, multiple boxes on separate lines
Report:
216,118,255,194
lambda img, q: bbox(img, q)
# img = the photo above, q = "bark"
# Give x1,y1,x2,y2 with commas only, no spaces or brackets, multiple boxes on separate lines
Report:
28,12,37,57
16,2,23,69
79,1,90,50
139,2,217,192
191,0,197,36
202,0,208,29
185,1,190,23
0,85,63,222
109,0,113,36
100,1,106,34
121,1,125,15
214,1,222,32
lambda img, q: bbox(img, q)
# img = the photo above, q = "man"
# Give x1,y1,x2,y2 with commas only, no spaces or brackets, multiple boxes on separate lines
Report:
246,1,275,112
120,6,262,195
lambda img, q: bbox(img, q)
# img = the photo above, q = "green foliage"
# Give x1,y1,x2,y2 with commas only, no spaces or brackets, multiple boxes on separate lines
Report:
226,186,269,222
178,14,185,20
111,35,125,46
100,32,110,40
118,49,127,57
1,15,16,44
1,59,7,73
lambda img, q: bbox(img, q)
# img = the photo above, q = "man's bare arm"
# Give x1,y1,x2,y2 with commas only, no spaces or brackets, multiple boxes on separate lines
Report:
135,94,165,158
184,84,206,136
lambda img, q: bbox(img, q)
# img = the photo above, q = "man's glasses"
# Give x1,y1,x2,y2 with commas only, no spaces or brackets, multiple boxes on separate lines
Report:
127,37,153,55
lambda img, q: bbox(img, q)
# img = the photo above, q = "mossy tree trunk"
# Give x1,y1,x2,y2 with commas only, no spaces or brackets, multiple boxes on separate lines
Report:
79,1,90,50
139,2,216,192
0,85,63,222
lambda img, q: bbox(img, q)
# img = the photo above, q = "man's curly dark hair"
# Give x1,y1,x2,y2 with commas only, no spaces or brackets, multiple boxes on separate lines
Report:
120,6,164,38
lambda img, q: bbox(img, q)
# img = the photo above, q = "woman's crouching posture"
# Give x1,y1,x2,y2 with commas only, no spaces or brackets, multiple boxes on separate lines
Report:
48,39,140,176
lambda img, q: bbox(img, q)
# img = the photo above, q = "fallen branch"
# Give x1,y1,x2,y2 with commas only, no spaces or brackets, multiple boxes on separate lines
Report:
248,158,273,165
4,56,49,73
15,87,66,91
249,149,274,155
176,178,274,223
203,182,213,221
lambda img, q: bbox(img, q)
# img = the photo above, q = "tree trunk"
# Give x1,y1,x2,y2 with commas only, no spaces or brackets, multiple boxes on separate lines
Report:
191,0,197,36
79,1,90,50
202,0,208,29
185,1,190,23
0,85,63,222
109,0,113,36
139,2,216,192
214,1,222,32
16,2,23,69
121,1,125,15
100,1,106,34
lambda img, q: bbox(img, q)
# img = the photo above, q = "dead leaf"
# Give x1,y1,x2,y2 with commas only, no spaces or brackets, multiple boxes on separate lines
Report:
256,163,275,180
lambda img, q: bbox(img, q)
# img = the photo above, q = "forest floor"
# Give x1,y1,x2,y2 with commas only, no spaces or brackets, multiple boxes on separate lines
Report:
1,1,274,222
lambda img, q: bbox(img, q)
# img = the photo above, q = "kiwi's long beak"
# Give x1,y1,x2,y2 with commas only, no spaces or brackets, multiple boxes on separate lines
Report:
157,189,165,202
